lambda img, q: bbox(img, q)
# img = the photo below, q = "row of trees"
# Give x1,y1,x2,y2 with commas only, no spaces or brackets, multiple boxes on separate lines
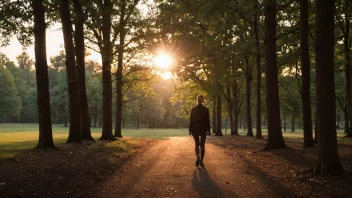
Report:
0,0,185,145
158,0,347,176
0,0,348,176
0,51,188,128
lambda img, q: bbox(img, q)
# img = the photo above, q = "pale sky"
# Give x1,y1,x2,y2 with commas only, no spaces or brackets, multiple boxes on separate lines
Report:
0,24,101,65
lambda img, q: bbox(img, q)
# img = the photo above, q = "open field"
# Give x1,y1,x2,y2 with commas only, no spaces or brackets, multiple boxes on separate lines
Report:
0,123,351,158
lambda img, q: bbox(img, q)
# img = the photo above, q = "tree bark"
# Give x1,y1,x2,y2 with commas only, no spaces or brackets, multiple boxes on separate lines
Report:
212,97,216,134
225,85,234,134
314,0,343,176
232,82,239,135
291,115,295,132
215,95,223,136
300,0,314,147
314,111,318,144
344,0,352,137
73,0,94,141
263,0,286,149
32,0,56,149
114,0,126,138
59,0,82,143
254,4,262,139
100,0,116,140
283,113,286,131
245,55,254,137
344,104,349,133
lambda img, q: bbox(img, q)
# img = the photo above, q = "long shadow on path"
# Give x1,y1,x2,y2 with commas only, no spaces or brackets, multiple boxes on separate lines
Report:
192,167,227,198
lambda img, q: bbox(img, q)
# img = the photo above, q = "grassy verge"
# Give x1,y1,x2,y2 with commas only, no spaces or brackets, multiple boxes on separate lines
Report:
0,123,351,159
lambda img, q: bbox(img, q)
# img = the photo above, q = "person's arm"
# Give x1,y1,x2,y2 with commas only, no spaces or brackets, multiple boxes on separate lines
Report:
189,108,193,136
206,108,211,136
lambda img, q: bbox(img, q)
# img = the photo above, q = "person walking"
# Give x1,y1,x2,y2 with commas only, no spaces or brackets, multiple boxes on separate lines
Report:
189,95,211,167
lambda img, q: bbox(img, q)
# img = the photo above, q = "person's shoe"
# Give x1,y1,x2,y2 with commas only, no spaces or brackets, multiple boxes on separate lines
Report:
195,156,200,166
200,160,204,167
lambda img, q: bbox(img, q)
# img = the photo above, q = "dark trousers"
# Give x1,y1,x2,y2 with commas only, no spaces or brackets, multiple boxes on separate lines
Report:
193,134,206,160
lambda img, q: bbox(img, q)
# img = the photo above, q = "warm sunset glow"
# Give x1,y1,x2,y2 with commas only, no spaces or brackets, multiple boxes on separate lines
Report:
160,71,173,79
153,53,173,70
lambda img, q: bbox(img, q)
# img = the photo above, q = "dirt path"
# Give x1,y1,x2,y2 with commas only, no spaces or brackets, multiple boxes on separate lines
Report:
88,137,292,198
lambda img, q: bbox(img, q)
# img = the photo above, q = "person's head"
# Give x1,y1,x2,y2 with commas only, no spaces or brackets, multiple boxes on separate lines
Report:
197,95,204,104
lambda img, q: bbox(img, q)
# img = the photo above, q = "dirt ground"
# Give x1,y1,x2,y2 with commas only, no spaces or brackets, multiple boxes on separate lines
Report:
0,136,351,198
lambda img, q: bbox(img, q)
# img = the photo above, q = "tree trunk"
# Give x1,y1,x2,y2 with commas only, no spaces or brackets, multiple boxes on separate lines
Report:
73,0,94,141
314,0,343,176
255,10,263,139
291,115,295,132
283,113,286,131
300,0,314,147
215,95,223,136
314,111,318,144
245,55,253,137
100,0,115,141
212,98,216,134
32,0,56,149
59,0,82,143
114,0,126,138
344,104,349,133
263,0,286,149
344,0,352,137
225,85,234,134
232,83,239,135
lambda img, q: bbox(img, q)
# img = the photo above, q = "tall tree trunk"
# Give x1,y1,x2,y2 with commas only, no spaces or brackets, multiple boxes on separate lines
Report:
283,113,287,131
100,0,115,140
263,0,286,149
32,0,56,149
300,0,314,147
114,0,126,138
314,0,343,176
344,104,349,133
73,0,94,141
291,115,295,132
254,5,262,139
314,111,318,144
245,55,253,137
59,0,82,143
344,0,352,137
225,85,234,134
212,98,216,134
215,95,223,136
232,83,239,135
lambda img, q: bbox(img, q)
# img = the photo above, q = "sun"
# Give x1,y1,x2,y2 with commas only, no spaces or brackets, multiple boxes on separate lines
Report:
153,53,173,70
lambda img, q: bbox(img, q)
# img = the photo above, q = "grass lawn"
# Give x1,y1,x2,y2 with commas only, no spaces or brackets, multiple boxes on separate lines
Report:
0,123,350,158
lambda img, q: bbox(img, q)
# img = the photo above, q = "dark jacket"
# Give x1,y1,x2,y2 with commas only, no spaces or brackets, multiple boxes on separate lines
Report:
189,104,210,136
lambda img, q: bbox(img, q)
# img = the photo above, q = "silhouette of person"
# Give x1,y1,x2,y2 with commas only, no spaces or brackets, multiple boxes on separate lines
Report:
189,95,211,167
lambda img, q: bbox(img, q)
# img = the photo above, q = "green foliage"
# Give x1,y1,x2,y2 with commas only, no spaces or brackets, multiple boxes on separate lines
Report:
0,65,22,118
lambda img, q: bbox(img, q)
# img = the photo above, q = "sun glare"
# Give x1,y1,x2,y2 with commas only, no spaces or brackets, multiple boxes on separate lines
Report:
154,53,173,70
160,71,173,80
